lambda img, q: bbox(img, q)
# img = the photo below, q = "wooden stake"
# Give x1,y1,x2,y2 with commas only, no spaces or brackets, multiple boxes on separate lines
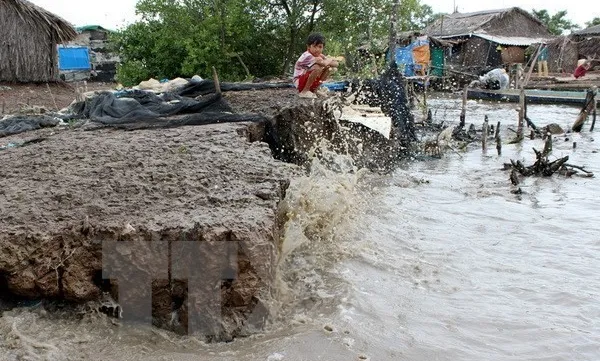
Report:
482,115,489,151
573,86,597,132
517,88,525,140
494,121,501,139
423,76,428,118
460,85,468,129
496,135,502,155
212,66,221,95
542,133,553,157
591,90,597,132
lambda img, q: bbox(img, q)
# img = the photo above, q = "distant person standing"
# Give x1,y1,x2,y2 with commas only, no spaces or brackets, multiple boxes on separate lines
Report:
537,44,549,77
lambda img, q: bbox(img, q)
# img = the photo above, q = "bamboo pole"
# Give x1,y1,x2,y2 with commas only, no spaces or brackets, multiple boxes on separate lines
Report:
522,43,543,89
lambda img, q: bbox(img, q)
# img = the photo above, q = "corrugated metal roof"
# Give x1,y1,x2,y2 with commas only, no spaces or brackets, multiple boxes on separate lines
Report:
474,33,551,46
435,33,551,46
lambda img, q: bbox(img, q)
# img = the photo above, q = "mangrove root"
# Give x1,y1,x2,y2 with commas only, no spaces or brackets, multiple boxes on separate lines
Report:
505,147,593,185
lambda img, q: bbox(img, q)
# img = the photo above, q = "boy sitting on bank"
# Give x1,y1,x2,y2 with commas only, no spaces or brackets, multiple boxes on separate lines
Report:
293,33,339,98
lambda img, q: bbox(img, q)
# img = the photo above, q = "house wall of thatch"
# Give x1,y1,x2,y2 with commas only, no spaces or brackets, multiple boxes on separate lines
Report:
576,36,600,61
547,37,578,74
0,0,76,82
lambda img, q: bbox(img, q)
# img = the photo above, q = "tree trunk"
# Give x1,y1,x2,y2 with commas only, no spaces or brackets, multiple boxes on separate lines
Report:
308,1,318,33
282,27,298,77
388,0,399,63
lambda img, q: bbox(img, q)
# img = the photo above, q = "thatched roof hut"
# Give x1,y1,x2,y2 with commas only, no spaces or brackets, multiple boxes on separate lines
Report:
0,0,77,82
546,25,600,73
423,7,551,40
573,25,600,66
422,8,553,72
574,25,600,37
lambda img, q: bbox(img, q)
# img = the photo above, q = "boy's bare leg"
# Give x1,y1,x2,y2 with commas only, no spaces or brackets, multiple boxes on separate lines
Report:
321,67,331,81
299,65,324,96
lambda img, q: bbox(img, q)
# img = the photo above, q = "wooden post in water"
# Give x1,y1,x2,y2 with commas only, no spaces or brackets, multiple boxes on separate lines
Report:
591,89,597,132
494,121,500,139
517,88,525,140
496,135,502,155
542,132,553,157
482,115,489,151
423,76,428,118
1,100,4,115
460,85,468,129
573,86,597,132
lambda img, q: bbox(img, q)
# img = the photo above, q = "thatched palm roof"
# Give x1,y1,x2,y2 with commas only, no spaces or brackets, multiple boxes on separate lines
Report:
2,0,77,42
423,7,545,38
574,25,600,36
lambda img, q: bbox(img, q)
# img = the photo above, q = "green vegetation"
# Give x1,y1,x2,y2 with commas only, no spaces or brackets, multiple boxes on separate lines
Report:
531,9,580,35
585,17,600,28
111,0,435,86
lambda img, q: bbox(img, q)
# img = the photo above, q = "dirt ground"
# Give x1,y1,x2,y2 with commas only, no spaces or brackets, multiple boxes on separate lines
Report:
0,81,117,114
0,81,304,117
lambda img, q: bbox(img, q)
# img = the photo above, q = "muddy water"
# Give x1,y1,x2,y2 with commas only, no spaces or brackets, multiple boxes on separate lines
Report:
2,94,600,361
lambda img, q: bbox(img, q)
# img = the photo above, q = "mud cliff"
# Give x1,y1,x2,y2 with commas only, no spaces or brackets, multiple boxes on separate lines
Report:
0,122,299,340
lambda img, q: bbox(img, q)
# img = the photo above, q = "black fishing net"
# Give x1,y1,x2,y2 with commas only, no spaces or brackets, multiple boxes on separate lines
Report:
78,90,238,125
70,89,285,158
0,115,60,138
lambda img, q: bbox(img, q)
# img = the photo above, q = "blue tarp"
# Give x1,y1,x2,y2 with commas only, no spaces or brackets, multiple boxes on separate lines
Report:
58,47,91,70
395,47,415,76
394,38,430,77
